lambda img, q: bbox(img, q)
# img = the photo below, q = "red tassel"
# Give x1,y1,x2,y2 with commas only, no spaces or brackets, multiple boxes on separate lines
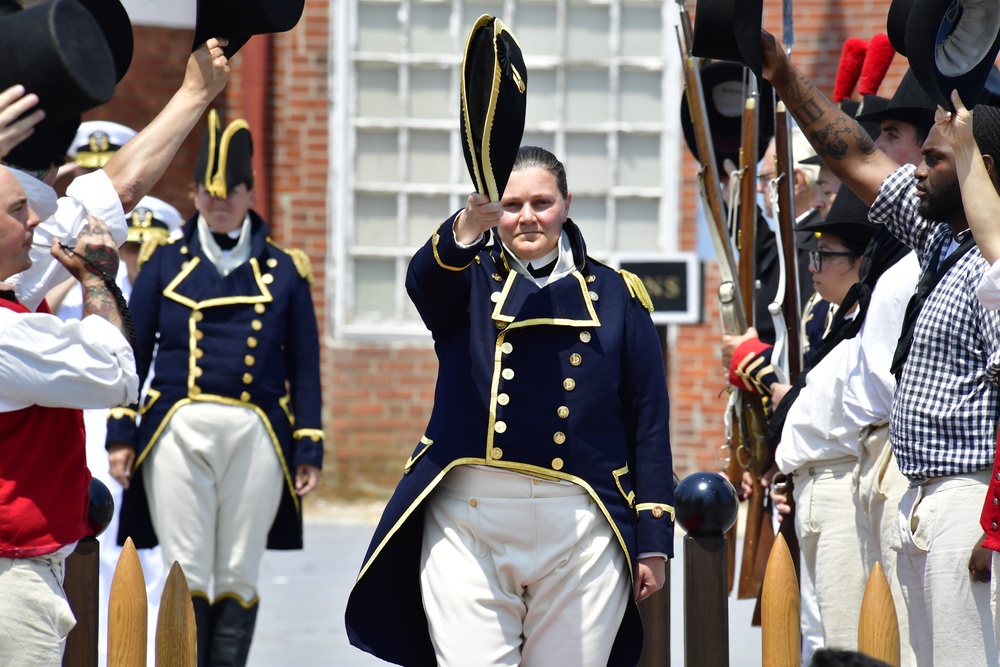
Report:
859,33,896,95
834,38,868,102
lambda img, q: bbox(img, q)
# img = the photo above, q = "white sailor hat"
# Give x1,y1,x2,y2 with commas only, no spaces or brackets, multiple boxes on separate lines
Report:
125,196,184,244
68,120,137,168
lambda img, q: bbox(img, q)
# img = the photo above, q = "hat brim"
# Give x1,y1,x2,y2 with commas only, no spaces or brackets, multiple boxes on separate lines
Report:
691,0,765,77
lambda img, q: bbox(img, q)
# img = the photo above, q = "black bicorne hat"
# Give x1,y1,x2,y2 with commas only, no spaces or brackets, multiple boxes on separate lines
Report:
194,109,254,198
193,0,306,58
460,15,528,202
680,61,775,176
690,0,766,78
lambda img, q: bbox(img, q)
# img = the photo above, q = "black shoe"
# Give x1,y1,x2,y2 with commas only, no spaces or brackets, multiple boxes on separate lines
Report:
208,595,259,667
192,594,211,667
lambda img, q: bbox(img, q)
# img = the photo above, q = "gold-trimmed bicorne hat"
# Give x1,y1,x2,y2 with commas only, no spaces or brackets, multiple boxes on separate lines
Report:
194,109,254,198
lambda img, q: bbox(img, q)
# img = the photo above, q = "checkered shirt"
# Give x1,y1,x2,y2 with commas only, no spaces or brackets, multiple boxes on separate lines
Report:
869,164,1000,480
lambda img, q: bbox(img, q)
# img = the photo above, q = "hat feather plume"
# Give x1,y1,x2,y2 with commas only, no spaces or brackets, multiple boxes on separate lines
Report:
858,33,895,96
834,38,868,102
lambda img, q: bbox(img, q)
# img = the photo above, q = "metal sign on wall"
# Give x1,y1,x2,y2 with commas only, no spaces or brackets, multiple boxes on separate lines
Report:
612,253,702,325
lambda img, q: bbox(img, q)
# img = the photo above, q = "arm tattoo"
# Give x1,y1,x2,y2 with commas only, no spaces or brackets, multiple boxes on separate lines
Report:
82,244,120,280
82,281,123,328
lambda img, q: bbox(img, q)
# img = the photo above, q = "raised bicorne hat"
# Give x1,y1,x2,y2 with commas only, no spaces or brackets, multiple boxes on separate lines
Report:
690,0,766,78
897,0,1000,108
679,61,775,175
193,0,306,58
460,15,528,202
68,120,137,168
125,196,184,244
194,109,254,198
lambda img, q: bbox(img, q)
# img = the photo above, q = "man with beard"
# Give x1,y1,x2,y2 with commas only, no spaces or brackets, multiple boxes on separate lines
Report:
759,31,1000,667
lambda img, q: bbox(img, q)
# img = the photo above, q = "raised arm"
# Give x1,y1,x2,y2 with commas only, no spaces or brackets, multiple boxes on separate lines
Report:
760,31,899,205
102,38,230,212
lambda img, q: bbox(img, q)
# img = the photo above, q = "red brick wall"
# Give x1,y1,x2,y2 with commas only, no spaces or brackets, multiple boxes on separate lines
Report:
80,0,923,498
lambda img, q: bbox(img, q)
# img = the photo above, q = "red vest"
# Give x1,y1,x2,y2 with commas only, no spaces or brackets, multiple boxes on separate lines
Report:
0,297,90,558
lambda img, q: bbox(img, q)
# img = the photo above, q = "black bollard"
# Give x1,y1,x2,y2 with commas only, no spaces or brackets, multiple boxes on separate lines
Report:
675,471,738,667
64,478,114,667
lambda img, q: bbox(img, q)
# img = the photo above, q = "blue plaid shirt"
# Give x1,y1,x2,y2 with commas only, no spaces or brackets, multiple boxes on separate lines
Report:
870,165,1000,480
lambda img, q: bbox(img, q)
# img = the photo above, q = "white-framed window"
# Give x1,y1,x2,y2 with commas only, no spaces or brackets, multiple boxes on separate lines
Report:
329,0,683,338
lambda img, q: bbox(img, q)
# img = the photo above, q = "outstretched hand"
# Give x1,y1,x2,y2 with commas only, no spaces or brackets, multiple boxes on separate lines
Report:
454,192,502,245
184,37,231,103
51,214,120,283
0,85,44,161
935,89,975,156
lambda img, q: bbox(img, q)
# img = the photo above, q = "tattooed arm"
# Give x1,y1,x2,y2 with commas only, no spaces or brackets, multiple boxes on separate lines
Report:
760,30,899,205
50,214,126,337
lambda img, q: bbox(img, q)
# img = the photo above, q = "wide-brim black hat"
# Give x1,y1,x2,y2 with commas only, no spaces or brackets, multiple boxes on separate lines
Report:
460,15,527,202
195,109,254,197
691,0,765,78
0,0,116,127
887,0,917,57
193,0,305,58
797,188,876,256
855,69,936,131
4,116,81,172
76,0,133,83
680,61,775,175
903,0,1000,109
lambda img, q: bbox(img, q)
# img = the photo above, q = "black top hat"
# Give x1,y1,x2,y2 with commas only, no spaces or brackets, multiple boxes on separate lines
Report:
194,109,254,198
887,0,917,57
0,0,116,128
460,15,527,202
797,188,876,256
901,0,1000,109
691,0,765,78
76,0,133,83
193,0,305,58
4,116,80,172
855,69,936,131
680,61,775,176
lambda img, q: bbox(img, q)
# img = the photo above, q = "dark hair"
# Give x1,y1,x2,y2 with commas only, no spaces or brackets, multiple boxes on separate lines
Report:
511,146,568,198
809,649,891,667
973,104,1000,169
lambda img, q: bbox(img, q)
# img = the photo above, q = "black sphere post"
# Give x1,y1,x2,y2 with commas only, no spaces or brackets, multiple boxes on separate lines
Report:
64,478,114,667
675,471,739,667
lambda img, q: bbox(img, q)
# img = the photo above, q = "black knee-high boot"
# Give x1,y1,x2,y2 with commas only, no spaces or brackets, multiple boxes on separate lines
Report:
209,596,259,667
191,594,212,667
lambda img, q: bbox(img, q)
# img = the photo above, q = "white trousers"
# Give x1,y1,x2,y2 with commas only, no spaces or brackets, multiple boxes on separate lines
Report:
0,553,75,666
145,402,284,602
854,425,913,667
419,466,630,667
793,457,869,658
893,469,998,667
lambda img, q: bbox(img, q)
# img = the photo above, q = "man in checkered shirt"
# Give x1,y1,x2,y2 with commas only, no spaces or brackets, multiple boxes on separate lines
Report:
760,32,1000,666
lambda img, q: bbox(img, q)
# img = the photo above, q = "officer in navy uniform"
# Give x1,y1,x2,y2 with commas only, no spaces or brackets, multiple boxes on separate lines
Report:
106,110,324,667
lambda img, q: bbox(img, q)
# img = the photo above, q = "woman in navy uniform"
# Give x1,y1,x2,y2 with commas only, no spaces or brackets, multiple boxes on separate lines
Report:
106,111,324,667
346,146,675,666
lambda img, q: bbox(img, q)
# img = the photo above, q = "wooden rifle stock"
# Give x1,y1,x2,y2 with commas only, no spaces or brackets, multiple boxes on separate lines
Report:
773,102,802,380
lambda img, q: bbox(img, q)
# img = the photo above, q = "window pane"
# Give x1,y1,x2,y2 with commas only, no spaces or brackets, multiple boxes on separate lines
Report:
618,133,660,187
515,5,558,58
465,3,505,25
521,132,555,153
570,196,608,254
566,5,610,60
355,194,397,247
410,66,451,120
565,69,609,125
357,64,399,119
357,3,401,53
621,5,662,58
354,258,397,319
565,133,608,192
356,130,399,183
524,69,556,126
616,197,658,252
408,195,450,246
408,131,451,184
620,69,660,123
411,3,453,54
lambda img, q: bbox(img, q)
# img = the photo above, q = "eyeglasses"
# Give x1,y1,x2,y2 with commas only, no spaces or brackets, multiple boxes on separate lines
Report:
809,249,857,271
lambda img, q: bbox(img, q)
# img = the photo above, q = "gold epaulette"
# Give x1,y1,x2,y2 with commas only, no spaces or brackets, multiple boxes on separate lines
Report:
286,248,315,285
136,236,171,271
618,269,654,313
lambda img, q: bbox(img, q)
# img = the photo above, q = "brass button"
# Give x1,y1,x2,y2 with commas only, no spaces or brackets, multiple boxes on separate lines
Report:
497,393,510,406
432,233,441,245
492,273,502,282
245,355,255,366
495,321,507,330
240,391,251,402
553,432,566,445
266,258,278,268
569,353,582,367
551,457,564,470
192,311,204,322
994,497,999,507
251,320,263,331
501,342,513,354
242,373,254,385
589,291,599,301
247,337,258,349
495,421,507,434
652,506,664,518
190,385,201,396
194,348,204,359
586,275,596,283
192,367,203,378
255,303,266,314
532,479,540,485
470,498,478,507
491,292,501,303
563,378,576,391
194,330,204,341
579,331,591,343
491,447,503,460
501,368,515,380
557,406,569,419
180,246,189,255
262,274,274,284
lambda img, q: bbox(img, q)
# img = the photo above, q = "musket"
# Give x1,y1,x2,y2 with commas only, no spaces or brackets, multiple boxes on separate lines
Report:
771,101,802,382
